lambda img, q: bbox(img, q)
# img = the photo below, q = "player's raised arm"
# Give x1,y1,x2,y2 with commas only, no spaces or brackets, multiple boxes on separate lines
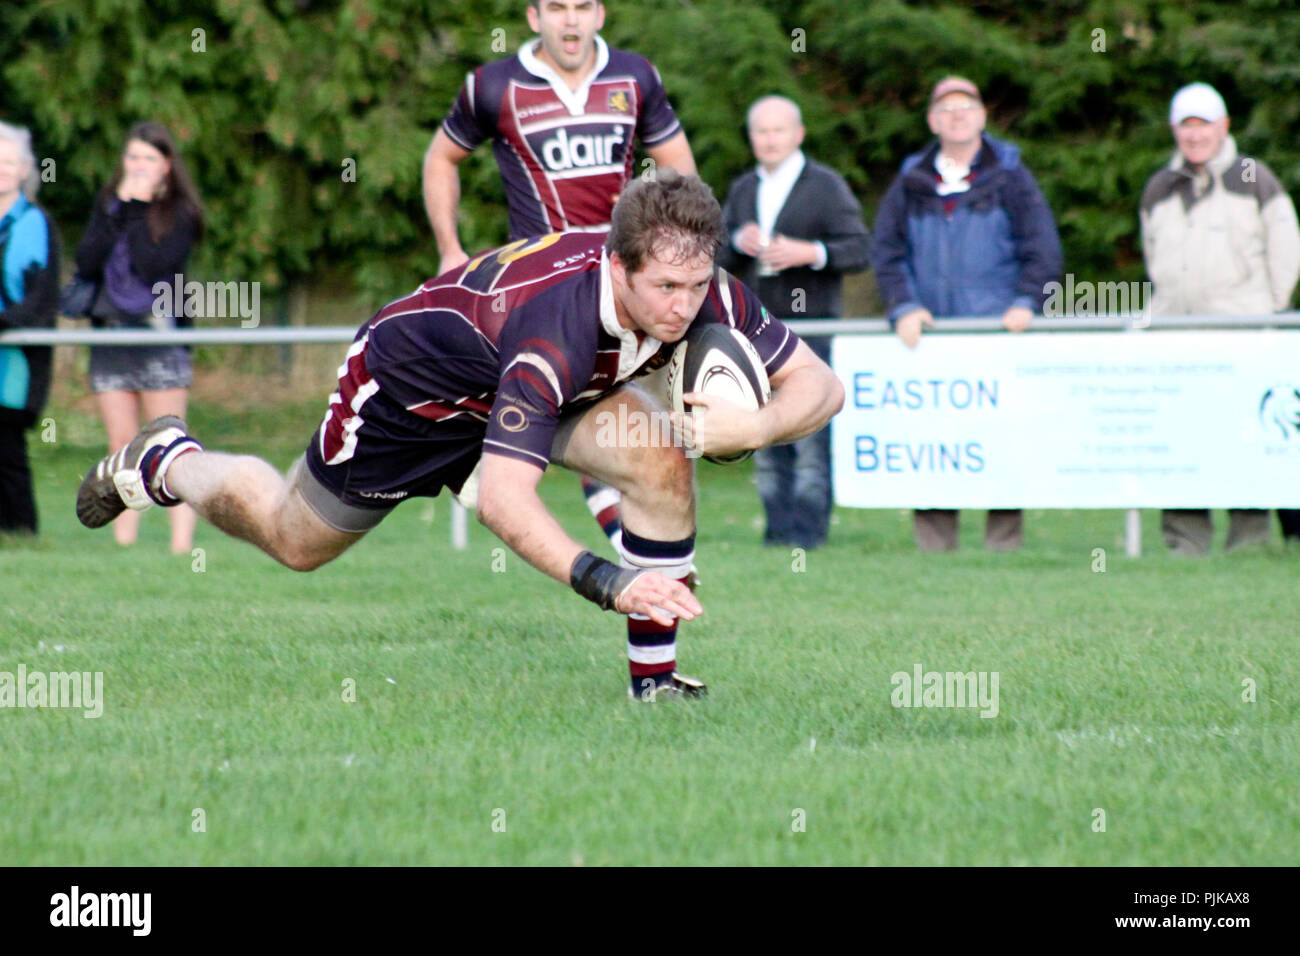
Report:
423,128,473,274
646,131,697,176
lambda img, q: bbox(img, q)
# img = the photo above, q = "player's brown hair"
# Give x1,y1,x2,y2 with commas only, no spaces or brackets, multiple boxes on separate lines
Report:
606,169,725,275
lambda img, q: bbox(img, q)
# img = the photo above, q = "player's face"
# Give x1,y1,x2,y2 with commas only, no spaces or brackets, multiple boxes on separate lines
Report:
527,0,605,77
748,103,805,172
927,93,985,149
1173,116,1229,169
612,249,715,344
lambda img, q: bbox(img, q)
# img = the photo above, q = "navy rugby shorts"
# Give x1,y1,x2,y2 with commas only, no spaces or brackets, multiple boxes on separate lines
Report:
301,385,485,532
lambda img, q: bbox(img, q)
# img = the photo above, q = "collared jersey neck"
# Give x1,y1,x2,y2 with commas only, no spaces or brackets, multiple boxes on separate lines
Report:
599,247,665,380
518,35,611,116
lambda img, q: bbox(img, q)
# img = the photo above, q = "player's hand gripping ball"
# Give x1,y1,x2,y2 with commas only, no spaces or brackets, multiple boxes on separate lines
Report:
666,323,771,463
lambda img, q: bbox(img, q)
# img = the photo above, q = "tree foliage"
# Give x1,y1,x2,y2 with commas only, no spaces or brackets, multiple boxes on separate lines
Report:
3,0,1297,306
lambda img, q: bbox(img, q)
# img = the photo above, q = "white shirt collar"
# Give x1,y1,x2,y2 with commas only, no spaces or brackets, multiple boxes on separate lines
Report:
755,150,806,236
933,152,972,196
599,248,667,380
756,148,805,184
518,35,610,116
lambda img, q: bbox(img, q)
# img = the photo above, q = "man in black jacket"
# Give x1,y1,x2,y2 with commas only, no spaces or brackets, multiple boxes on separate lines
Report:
718,95,870,549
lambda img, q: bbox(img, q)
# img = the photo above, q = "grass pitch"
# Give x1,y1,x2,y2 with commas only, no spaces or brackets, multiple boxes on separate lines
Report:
1,397,1296,866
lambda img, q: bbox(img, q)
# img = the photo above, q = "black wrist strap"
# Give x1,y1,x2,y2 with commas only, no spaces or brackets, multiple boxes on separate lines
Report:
570,550,640,611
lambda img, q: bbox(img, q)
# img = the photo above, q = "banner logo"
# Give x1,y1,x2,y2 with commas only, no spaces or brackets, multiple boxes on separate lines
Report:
1259,384,1300,440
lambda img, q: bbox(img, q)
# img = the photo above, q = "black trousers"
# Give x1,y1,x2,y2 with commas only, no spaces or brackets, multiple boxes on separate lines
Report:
0,422,37,534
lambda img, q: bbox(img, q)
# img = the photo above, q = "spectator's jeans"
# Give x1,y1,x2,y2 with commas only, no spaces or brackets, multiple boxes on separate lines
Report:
755,334,832,549
756,422,832,548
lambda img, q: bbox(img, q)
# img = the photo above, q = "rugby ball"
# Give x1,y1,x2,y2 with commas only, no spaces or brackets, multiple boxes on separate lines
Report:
666,323,771,464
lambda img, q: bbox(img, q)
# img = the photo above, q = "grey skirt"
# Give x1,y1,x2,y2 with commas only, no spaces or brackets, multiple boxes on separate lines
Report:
89,345,193,394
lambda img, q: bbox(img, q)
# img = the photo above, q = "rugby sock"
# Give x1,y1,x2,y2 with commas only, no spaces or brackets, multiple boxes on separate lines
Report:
141,436,204,507
619,528,695,698
582,477,622,548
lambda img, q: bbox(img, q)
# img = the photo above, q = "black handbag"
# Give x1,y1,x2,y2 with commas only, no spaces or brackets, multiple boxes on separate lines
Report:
59,275,100,318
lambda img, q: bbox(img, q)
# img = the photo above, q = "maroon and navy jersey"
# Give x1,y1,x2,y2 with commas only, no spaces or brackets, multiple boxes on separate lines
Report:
441,37,682,240
318,232,798,471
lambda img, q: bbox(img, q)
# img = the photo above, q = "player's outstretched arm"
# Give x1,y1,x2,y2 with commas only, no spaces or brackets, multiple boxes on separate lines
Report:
423,128,473,274
476,452,700,625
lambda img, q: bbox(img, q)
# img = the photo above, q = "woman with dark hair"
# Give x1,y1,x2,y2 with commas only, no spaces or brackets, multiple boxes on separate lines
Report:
74,120,204,551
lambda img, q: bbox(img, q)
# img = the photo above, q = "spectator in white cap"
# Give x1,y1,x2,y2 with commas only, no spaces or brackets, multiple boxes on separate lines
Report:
1140,82,1300,554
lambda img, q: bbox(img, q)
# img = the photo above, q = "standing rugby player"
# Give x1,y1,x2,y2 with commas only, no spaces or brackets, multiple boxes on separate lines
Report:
423,0,697,545
424,0,695,272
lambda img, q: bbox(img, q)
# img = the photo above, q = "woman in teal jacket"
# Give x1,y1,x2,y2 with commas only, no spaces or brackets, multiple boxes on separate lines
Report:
0,121,59,535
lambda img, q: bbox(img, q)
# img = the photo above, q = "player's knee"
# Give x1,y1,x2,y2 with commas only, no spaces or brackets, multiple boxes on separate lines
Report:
623,442,692,508
278,546,328,573
272,529,335,572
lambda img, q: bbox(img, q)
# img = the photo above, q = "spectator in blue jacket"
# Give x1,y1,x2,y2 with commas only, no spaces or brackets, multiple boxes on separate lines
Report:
0,121,59,536
870,76,1063,551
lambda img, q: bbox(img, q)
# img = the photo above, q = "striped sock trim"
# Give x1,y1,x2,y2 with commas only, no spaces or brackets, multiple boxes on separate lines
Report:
150,437,204,505
582,478,622,542
621,530,695,691
628,640,676,677
617,528,695,576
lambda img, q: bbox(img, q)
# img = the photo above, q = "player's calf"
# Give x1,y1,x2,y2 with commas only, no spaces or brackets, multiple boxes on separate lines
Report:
166,452,366,571
77,416,364,571
552,386,703,697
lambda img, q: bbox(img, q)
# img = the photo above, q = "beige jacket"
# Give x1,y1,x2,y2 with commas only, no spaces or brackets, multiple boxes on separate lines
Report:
1140,135,1300,315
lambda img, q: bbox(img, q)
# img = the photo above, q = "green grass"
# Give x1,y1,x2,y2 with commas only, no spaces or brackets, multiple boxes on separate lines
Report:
1,398,1297,865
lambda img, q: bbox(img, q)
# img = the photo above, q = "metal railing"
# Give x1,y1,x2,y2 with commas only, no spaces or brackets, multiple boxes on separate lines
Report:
4,311,1300,346
5,312,1297,554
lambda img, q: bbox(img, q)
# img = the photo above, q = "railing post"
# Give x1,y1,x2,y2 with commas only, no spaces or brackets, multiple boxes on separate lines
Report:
451,501,469,551
1125,508,1142,558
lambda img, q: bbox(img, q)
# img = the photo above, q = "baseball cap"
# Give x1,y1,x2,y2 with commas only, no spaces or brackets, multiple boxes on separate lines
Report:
929,76,981,106
1169,82,1227,125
